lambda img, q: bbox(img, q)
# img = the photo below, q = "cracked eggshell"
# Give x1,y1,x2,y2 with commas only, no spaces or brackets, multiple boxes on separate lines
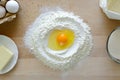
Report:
5,0,19,13
100,0,120,20
0,6,6,18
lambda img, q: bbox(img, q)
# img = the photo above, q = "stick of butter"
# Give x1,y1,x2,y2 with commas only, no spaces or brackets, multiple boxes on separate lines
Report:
0,46,13,71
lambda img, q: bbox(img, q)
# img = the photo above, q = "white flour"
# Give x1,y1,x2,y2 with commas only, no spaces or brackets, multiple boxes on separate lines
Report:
24,10,93,71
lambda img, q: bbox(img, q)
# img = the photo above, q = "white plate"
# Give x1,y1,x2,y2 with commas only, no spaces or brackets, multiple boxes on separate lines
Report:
0,35,18,74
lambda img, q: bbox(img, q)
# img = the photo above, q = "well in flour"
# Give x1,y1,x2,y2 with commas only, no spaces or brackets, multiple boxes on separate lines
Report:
24,9,93,71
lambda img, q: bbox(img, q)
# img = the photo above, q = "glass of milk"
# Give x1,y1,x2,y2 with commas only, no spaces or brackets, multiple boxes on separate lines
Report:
107,27,120,63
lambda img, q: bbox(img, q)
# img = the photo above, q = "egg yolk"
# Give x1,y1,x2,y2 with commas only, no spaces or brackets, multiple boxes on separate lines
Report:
57,33,68,46
48,29,75,50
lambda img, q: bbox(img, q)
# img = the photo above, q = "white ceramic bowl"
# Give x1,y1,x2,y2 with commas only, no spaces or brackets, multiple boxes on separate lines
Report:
100,0,120,20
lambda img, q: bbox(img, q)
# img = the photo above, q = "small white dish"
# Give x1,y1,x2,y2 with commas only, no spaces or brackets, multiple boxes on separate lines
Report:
0,35,18,74
100,0,120,20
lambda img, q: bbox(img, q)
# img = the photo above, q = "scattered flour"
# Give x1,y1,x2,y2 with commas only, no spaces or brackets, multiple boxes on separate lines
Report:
24,10,93,71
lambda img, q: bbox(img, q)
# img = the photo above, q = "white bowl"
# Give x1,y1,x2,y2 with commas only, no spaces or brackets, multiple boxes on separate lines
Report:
0,35,18,74
100,0,120,20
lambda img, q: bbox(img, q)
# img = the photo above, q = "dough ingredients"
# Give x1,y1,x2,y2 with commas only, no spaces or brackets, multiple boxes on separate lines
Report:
24,10,93,70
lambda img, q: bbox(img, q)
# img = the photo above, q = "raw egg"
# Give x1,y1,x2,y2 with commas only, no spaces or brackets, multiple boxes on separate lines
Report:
48,29,75,50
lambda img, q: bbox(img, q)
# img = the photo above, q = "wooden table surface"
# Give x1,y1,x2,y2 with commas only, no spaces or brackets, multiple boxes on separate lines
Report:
0,0,120,80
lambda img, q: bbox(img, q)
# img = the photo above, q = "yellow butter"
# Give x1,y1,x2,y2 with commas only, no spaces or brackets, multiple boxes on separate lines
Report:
0,46,13,71
107,0,120,13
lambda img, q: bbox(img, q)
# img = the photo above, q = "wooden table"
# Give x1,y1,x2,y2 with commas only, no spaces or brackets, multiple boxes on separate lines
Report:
0,0,120,80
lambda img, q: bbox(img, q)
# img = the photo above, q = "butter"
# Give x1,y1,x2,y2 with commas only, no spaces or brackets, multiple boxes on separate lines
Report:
0,46,13,71
107,0,120,14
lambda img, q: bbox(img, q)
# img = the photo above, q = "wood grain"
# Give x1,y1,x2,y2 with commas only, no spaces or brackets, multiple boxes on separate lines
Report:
0,0,120,80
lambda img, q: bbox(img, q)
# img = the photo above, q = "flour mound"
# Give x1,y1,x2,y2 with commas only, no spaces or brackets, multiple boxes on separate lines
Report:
24,10,93,71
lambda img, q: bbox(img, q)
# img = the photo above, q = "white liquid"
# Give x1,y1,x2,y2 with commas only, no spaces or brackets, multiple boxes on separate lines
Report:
108,28,120,59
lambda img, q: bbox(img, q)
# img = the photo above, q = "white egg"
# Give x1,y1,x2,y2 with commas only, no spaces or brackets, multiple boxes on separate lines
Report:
0,6,6,18
6,0,19,13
